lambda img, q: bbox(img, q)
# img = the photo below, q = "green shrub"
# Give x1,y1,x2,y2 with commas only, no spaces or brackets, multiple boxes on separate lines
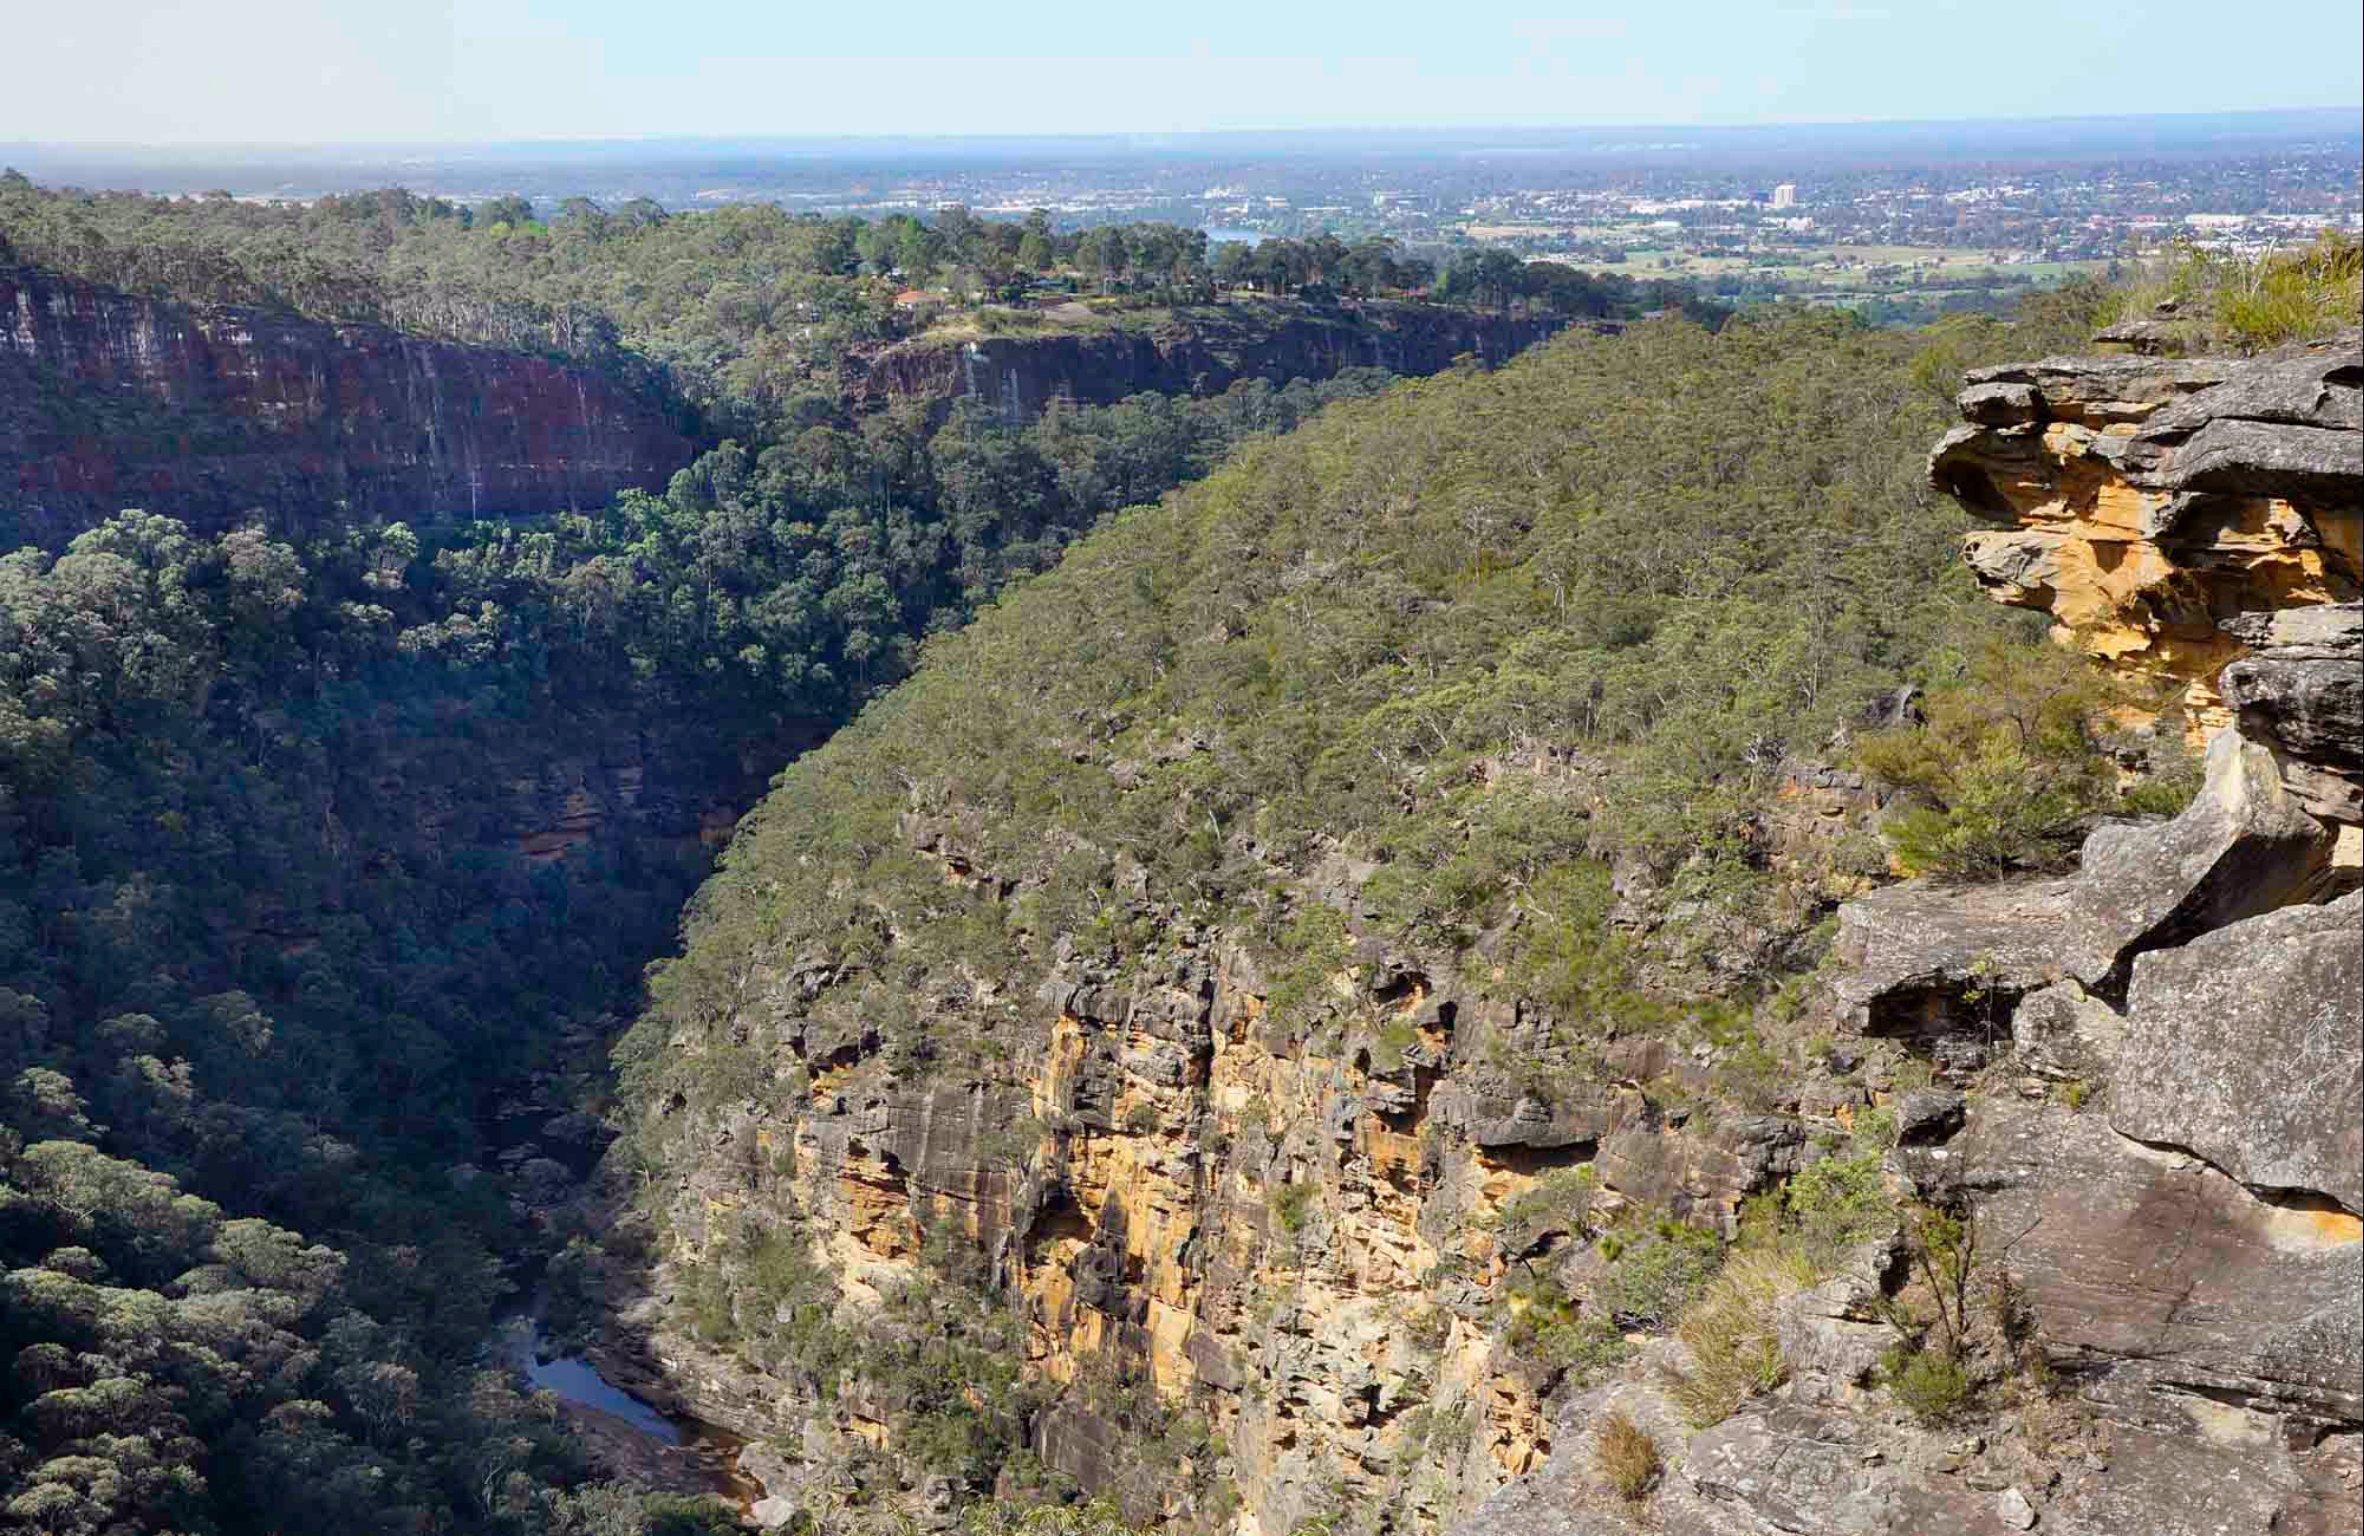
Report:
2101,230,2363,352
1494,1165,1599,1257
1271,1180,1316,1236
1784,1147,1896,1262
1366,1016,1422,1072
1501,1273,1629,1383
1598,1219,1724,1328
1856,640,2126,876
1883,1342,1973,1424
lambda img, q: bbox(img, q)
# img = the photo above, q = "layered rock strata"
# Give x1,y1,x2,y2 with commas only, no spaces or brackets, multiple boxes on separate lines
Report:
858,300,1572,425
1928,329,2360,729
2,262,693,541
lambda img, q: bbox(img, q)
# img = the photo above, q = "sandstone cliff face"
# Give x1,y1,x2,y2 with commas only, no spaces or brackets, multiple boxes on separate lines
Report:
635,919,1708,1529
1927,330,2361,732
858,301,1572,424
1,263,693,543
624,761,1876,1533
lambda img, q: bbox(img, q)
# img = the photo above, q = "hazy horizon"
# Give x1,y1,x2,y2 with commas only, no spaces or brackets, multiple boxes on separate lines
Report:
9,1,2360,147
7,107,2360,158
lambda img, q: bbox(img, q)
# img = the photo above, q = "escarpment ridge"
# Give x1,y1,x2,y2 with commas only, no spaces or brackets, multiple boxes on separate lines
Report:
1,262,695,542
857,300,1572,424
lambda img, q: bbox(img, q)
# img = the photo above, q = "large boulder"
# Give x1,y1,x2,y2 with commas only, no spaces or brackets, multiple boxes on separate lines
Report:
1829,871,2106,1047
2112,892,2363,1215
1954,1097,2361,1426
2220,601,2363,825
2072,726,2339,953
1670,1404,2025,1536
2043,1425,2354,1536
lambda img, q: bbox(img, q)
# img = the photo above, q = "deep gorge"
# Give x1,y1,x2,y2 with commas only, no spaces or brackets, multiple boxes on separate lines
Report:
1,177,2357,1536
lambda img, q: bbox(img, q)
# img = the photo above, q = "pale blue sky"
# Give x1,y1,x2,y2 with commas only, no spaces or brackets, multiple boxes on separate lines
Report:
10,0,2360,144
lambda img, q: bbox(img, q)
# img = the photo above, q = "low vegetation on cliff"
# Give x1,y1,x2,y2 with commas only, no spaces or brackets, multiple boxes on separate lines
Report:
2100,229,2363,352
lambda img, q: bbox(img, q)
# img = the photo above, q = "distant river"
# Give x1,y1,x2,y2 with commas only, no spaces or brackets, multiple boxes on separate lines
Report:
494,1312,764,1515
498,1315,683,1441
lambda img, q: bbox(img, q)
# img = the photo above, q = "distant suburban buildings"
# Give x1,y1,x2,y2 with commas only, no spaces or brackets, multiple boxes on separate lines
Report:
1771,183,1799,210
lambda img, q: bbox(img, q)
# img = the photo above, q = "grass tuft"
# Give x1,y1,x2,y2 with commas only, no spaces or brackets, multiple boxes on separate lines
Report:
1667,1245,1818,1426
2102,231,2362,353
1594,1410,1662,1502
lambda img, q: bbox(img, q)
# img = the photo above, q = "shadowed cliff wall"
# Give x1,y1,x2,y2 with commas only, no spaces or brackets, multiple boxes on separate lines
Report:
2,263,695,544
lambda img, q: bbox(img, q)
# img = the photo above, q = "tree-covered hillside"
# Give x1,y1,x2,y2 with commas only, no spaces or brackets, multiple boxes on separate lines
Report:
0,178,1689,446
636,297,2106,1103
615,293,2156,1529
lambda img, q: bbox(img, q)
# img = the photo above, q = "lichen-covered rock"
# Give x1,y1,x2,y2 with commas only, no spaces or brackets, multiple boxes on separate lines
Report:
1954,1096,2362,1426
2112,891,2363,1215
1671,1404,2026,1536
2042,1424,2348,1536
1772,1237,1899,1402
2008,980,2124,1081
2220,601,2364,824
1430,1078,1617,1152
1928,331,2361,724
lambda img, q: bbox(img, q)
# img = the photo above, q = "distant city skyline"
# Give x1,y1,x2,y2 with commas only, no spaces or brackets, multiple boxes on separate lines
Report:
6,0,2360,146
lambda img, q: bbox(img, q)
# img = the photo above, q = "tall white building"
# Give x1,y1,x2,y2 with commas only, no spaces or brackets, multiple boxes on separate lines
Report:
1771,183,1798,210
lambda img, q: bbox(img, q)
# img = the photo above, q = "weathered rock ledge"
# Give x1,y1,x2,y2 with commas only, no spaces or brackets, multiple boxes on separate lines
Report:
1928,329,2361,732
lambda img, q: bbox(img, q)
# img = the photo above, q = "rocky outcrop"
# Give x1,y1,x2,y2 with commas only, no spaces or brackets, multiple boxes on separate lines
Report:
1928,330,2361,729
1,263,693,542
1958,1094,2361,1426
2221,601,2364,823
858,299,1570,424
1456,331,2364,1536
2112,892,2363,1215
1829,726,2337,1046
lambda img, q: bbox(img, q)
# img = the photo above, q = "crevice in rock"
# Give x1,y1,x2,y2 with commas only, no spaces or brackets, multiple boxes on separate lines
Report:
2107,1126,2361,1227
